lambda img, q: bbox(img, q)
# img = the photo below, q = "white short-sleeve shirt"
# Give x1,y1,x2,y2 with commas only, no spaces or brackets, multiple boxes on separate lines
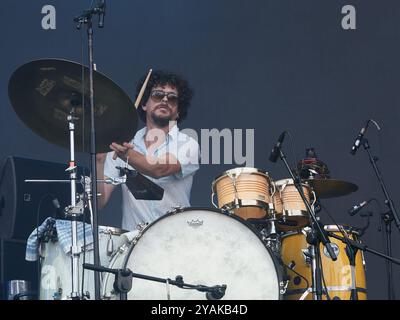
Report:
104,125,200,230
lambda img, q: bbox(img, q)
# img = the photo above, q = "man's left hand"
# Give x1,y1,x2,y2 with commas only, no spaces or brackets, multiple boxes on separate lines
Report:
110,142,134,161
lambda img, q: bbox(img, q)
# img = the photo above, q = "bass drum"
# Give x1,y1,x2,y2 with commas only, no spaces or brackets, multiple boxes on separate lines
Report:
102,208,282,300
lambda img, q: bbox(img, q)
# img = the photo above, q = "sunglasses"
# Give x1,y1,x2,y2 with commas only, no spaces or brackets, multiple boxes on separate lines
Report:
150,90,179,106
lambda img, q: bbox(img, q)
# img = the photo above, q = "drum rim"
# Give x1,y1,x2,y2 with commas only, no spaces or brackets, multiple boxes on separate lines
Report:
212,167,270,185
120,206,284,300
280,224,358,238
279,209,310,217
274,178,310,188
323,224,357,234
276,212,310,231
222,200,270,211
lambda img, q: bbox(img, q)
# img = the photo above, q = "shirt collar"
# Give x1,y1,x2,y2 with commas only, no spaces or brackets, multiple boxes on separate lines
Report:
134,127,147,143
167,124,179,141
136,124,179,143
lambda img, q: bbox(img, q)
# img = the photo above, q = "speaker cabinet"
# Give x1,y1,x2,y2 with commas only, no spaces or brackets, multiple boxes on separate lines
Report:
0,156,81,241
0,238,38,299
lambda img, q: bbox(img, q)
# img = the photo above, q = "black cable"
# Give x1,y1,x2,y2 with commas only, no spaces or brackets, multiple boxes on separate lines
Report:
81,213,86,298
80,176,93,299
321,204,361,300
318,253,331,300
375,121,383,166
273,252,311,298
283,261,310,293
80,21,88,299
373,198,396,300
80,169,94,299
321,204,356,252
283,130,299,173
357,198,378,236
369,198,382,216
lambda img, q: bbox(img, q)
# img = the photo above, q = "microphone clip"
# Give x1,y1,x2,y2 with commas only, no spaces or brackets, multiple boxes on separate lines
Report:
350,120,372,155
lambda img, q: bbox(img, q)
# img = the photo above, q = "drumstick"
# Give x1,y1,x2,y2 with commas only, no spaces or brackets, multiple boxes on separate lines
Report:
134,68,153,109
112,69,152,159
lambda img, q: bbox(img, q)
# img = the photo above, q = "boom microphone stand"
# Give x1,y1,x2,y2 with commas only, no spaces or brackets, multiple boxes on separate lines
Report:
361,137,399,300
83,263,227,300
269,133,337,300
326,228,400,300
350,119,399,300
74,1,106,300
327,232,400,266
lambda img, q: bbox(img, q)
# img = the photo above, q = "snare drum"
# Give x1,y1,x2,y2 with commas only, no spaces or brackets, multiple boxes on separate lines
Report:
102,208,282,300
212,167,273,220
39,226,127,300
273,178,314,231
280,225,367,300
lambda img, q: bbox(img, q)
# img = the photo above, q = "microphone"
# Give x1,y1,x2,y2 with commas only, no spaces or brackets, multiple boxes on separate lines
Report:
348,200,369,216
98,0,106,28
350,121,370,155
269,132,286,163
205,285,226,300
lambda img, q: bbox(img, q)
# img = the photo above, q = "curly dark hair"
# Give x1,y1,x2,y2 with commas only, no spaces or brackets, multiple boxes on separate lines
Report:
135,70,194,124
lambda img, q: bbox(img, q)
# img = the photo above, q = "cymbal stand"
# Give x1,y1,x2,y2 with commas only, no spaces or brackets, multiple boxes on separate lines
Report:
27,111,93,301
361,137,399,299
74,0,106,300
274,147,337,300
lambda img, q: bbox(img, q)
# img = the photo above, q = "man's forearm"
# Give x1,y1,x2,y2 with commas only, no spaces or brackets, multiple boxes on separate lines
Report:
126,149,179,178
96,158,107,209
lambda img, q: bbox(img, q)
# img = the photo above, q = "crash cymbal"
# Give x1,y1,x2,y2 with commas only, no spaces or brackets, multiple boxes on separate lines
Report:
8,59,138,153
303,179,358,198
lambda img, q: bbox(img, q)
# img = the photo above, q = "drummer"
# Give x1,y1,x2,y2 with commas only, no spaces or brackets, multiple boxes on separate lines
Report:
96,70,200,230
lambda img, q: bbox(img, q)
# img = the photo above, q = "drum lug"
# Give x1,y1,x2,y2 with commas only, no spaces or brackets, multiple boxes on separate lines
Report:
117,243,129,254
136,222,148,231
128,231,141,247
125,225,147,247
267,203,275,214
302,249,312,266
107,234,114,256
167,206,185,214
279,280,289,295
